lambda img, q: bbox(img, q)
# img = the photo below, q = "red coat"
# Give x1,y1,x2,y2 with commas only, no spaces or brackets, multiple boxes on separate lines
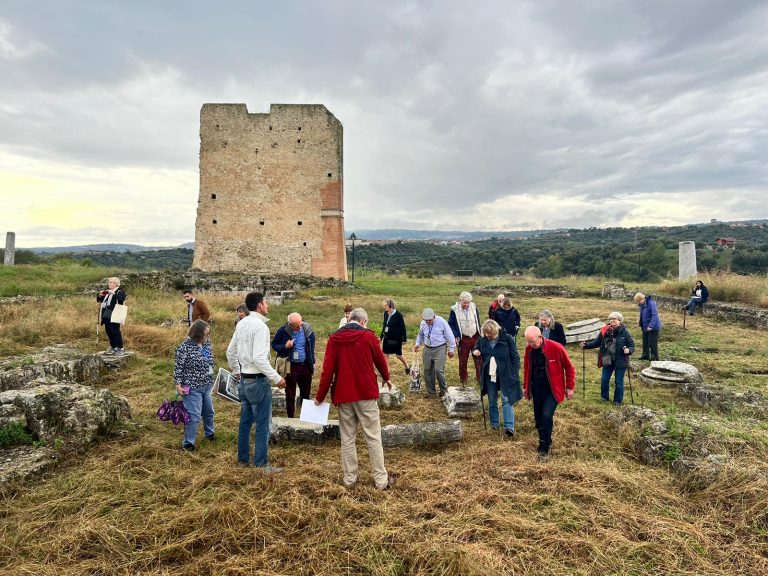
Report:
523,338,576,403
316,324,391,405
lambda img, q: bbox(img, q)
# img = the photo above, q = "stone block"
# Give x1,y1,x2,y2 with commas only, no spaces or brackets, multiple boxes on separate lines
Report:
270,417,340,444
565,318,605,344
639,361,703,387
378,385,404,409
265,295,284,306
381,420,463,447
0,382,131,447
280,290,296,299
442,386,482,418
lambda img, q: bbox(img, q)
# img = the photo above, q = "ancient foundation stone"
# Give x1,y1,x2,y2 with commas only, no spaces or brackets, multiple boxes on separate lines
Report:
0,446,57,486
442,386,482,418
639,361,703,387
378,385,405,409
270,417,340,444
271,388,302,415
0,346,110,392
604,405,725,479
565,318,605,344
381,420,463,447
265,295,284,306
0,382,131,447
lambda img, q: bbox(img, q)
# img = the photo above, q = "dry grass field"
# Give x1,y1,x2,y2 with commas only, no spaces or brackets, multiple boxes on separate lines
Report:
0,270,767,575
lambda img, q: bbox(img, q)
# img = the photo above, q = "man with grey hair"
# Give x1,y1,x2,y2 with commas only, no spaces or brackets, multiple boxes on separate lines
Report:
271,312,316,418
448,291,482,386
414,308,456,397
315,308,395,490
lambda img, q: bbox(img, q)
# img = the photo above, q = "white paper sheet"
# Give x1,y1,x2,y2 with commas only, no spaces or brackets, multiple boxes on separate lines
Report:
299,399,330,425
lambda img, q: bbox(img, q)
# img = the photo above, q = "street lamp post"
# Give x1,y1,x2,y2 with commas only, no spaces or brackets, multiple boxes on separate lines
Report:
349,232,357,284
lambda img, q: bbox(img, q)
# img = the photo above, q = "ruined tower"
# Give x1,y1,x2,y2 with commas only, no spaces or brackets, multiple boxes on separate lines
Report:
192,103,347,279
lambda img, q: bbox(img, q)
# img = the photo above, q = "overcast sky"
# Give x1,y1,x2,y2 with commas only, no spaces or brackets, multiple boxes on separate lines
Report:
2,1,767,247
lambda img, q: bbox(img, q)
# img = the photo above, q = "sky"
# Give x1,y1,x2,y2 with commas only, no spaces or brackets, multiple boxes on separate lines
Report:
1,0,767,247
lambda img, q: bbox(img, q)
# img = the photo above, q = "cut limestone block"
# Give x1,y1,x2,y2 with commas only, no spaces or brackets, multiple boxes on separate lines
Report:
378,385,405,409
381,420,463,447
271,388,301,414
639,361,703,387
0,382,131,447
270,417,340,444
565,318,605,344
442,386,482,418
280,290,296,300
265,295,284,306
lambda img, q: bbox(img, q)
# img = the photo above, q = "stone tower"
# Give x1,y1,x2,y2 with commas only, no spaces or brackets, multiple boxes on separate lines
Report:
192,103,347,279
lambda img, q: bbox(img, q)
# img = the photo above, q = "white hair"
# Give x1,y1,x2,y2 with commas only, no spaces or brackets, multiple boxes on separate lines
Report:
459,291,473,302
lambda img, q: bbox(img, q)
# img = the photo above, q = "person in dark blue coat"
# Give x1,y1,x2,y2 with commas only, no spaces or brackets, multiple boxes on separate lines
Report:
634,293,662,360
472,320,523,436
272,312,316,418
494,297,521,340
686,280,709,315
581,311,635,405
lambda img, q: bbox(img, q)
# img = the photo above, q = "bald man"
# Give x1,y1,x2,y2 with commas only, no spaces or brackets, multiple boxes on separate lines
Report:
523,326,576,462
272,312,316,417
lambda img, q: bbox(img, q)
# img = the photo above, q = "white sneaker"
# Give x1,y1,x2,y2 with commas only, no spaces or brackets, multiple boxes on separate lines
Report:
114,348,126,356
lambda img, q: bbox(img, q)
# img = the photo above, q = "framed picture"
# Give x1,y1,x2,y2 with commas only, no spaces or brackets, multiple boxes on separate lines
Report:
215,367,240,404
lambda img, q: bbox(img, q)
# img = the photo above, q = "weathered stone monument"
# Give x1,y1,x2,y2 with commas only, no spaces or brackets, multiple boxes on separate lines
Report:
678,241,697,280
192,103,347,279
4,231,15,266
565,318,605,344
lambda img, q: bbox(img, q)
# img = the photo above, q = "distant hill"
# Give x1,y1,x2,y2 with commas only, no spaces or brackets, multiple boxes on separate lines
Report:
28,243,191,254
348,229,556,241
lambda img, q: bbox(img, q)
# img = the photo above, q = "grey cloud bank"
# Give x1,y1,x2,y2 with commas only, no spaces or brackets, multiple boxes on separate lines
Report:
1,0,767,246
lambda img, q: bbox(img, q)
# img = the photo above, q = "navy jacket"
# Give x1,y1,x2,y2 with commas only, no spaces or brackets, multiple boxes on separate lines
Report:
638,296,662,331
473,329,523,404
272,322,316,372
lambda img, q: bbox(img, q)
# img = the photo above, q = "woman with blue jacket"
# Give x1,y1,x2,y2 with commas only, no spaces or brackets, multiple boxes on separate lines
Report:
634,293,662,361
472,320,523,436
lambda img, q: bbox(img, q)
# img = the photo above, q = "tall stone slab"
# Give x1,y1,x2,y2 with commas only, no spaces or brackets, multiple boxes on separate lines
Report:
678,241,697,280
4,231,15,266
193,103,347,279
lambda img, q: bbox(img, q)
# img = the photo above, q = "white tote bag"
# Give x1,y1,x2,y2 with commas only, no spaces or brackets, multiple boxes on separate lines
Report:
111,303,128,325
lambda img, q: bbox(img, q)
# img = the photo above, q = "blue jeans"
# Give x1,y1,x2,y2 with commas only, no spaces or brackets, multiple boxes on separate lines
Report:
600,365,626,404
237,376,272,467
531,380,558,454
687,297,703,313
486,379,515,431
181,383,215,448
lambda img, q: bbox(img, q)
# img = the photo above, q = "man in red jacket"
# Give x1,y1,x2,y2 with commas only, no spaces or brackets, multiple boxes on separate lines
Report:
315,308,395,489
523,325,576,462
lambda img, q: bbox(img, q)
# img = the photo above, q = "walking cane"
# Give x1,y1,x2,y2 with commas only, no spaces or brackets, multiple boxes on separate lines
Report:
581,347,586,399
96,305,101,342
625,353,635,405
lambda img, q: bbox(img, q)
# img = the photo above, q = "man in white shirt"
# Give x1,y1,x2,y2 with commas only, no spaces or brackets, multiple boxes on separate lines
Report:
226,292,286,472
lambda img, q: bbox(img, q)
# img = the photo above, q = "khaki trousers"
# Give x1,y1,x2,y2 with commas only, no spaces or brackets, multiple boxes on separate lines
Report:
337,399,388,489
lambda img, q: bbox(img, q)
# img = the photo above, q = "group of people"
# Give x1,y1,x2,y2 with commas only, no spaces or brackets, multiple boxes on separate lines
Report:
163,276,696,485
